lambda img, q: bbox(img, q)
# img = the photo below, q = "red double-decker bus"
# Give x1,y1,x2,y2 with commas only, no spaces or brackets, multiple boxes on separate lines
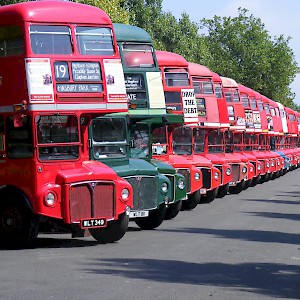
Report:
0,1,133,247
156,51,225,203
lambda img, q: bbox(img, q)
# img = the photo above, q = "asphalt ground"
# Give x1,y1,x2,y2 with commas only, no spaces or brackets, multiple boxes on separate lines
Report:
1,168,300,300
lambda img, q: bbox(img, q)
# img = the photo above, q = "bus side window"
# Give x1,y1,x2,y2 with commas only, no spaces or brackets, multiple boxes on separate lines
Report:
6,115,33,159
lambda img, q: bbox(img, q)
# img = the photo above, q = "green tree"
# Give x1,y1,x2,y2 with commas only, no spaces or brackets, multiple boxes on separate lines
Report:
200,8,299,106
1,0,130,23
121,0,209,62
78,0,129,23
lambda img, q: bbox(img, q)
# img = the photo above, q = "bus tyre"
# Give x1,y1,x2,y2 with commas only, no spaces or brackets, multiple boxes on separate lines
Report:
0,198,39,249
217,183,229,198
200,188,218,204
243,179,252,190
135,204,166,230
90,213,129,244
251,176,259,187
165,200,182,220
182,190,200,210
229,180,245,194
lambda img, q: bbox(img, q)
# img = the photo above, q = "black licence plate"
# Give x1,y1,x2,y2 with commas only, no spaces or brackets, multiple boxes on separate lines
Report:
80,218,107,229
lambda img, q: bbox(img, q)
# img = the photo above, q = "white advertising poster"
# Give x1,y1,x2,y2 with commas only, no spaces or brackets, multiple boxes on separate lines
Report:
182,89,198,124
253,111,262,129
25,58,54,103
103,59,127,102
146,72,165,108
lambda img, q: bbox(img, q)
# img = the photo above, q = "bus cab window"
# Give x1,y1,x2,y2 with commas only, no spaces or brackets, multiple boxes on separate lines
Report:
6,115,33,158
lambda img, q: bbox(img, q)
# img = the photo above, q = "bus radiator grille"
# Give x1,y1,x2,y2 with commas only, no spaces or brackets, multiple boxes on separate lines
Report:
125,176,157,210
69,182,114,223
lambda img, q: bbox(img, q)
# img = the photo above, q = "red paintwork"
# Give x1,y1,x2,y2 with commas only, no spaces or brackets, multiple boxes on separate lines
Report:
0,1,132,228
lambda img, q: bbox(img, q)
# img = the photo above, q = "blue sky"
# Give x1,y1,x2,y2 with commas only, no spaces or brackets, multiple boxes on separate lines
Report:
162,0,300,105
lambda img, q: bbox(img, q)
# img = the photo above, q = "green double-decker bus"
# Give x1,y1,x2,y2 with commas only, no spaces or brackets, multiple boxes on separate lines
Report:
113,23,188,221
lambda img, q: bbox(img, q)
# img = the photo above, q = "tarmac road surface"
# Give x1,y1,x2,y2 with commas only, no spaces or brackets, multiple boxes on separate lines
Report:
1,169,300,300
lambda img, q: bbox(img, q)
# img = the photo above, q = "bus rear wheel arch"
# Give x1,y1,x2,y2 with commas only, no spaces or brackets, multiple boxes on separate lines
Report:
0,188,39,249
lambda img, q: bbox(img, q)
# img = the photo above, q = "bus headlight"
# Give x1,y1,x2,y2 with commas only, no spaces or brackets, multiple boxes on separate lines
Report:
271,161,274,167
177,178,185,190
277,161,280,166
44,192,56,206
214,172,219,180
194,172,200,181
161,182,168,193
121,188,130,200
242,166,247,174
250,166,253,172
266,162,270,168
226,167,231,176
257,164,261,170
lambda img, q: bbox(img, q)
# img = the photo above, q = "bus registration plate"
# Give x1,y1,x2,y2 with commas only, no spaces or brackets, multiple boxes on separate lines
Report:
129,211,149,218
81,218,107,229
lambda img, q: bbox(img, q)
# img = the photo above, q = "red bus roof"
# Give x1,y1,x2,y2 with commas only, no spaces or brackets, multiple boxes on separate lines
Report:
0,1,112,25
238,83,256,98
212,72,222,83
156,50,188,67
221,76,238,88
188,62,212,77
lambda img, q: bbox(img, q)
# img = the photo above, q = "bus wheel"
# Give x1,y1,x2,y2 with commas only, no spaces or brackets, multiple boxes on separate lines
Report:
200,188,218,204
165,200,182,220
90,213,129,244
0,199,39,249
251,176,259,187
217,183,229,198
135,204,166,230
229,180,245,194
182,190,200,210
243,179,252,190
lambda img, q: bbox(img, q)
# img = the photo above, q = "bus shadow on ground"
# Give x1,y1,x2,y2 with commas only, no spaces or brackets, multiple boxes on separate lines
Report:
157,227,300,245
0,234,100,250
85,258,300,299
244,198,300,205
244,211,300,222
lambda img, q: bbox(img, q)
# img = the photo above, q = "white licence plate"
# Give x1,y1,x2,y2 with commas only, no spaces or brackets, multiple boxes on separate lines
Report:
129,211,149,218
229,181,236,186
200,188,207,194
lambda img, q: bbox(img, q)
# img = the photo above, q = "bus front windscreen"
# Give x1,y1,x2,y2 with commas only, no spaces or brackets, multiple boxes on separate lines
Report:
172,126,192,155
91,118,127,159
36,115,79,160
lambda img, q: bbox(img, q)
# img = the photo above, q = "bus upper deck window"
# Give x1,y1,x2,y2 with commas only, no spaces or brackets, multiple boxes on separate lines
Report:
75,27,114,56
122,44,154,68
30,25,72,55
165,71,189,87
0,25,24,57
214,83,222,99
203,81,213,94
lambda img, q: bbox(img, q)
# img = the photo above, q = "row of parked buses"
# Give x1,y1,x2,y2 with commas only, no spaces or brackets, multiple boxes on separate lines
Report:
0,1,299,248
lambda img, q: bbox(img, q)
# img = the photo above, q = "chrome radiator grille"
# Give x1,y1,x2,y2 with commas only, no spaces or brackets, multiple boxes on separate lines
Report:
199,167,211,189
125,176,157,210
69,182,114,223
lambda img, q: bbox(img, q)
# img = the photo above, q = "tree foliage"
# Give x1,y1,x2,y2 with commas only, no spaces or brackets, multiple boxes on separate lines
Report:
199,8,299,107
1,0,130,23
77,0,129,24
